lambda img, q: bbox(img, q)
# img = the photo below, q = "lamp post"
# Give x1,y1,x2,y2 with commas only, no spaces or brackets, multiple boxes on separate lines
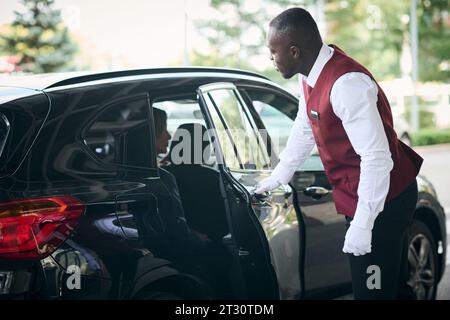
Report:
410,0,419,132
183,0,190,65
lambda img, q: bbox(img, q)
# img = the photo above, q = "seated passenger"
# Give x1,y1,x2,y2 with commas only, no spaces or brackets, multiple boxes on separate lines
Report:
152,107,232,298
153,108,209,254
162,122,229,242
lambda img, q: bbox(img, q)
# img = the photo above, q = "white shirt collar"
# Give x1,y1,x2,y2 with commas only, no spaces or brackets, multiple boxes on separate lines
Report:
300,43,334,88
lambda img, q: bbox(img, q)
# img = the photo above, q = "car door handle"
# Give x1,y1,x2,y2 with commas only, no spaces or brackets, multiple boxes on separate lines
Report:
251,191,271,205
303,186,330,199
252,191,270,199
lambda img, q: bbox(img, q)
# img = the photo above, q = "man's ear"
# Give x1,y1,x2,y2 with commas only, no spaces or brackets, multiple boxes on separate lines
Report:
290,46,300,58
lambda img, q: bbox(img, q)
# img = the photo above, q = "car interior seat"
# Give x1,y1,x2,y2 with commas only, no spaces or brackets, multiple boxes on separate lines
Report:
163,123,229,242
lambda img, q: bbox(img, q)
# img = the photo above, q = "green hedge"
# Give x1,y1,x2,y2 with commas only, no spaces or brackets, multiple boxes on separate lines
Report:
403,109,436,129
412,129,450,146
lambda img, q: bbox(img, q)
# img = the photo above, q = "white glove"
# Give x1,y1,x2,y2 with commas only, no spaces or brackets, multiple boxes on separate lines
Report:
255,162,295,194
254,176,281,194
342,224,372,256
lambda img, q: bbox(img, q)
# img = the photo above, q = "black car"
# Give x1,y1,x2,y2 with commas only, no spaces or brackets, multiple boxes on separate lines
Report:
0,68,446,300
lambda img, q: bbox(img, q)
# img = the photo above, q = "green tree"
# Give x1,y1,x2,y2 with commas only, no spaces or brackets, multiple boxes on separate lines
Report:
0,0,77,73
193,0,449,84
325,0,449,82
417,0,449,82
325,0,409,80
191,0,314,85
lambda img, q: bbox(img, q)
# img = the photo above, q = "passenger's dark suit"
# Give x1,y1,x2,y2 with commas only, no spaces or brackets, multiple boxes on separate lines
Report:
158,167,232,298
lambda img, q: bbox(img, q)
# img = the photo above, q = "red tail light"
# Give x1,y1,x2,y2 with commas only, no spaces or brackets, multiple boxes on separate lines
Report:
0,196,84,260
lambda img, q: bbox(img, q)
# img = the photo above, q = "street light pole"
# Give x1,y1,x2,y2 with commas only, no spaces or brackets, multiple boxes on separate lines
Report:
410,0,419,132
183,0,190,65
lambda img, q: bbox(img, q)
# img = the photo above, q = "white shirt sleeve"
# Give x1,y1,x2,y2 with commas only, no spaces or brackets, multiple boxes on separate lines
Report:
331,72,394,230
271,87,316,184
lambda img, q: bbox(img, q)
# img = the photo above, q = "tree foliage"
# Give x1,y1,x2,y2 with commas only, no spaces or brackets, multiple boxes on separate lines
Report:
191,0,313,85
325,0,408,80
0,0,77,73
324,0,449,82
193,0,449,83
416,0,449,82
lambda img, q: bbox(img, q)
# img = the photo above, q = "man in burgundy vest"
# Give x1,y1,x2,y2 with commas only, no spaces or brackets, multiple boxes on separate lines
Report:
255,7,423,299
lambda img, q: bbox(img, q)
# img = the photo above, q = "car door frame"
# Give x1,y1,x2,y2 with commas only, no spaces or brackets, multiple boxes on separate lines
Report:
197,82,298,299
238,84,307,298
238,83,352,297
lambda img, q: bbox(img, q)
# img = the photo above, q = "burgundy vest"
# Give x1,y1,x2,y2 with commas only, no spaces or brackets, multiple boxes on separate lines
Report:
303,45,423,217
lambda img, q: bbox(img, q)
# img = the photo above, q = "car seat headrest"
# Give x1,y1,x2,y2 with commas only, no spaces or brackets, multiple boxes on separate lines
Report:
166,123,213,165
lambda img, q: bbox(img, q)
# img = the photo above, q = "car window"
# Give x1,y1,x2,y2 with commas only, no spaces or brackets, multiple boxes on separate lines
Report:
153,99,207,136
202,93,242,170
0,90,50,177
152,98,216,167
206,88,270,171
245,88,324,172
83,95,154,169
253,100,294,153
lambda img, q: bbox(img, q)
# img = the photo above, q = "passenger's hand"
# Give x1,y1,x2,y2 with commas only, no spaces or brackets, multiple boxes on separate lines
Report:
254,176,281,194
342,224,372,256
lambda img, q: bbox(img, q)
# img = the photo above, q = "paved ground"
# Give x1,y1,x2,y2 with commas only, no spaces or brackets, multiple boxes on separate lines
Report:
414,144,450,300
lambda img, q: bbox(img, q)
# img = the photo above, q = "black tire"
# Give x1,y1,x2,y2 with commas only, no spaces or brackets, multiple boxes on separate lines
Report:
399,220,438,300
133,273,215,300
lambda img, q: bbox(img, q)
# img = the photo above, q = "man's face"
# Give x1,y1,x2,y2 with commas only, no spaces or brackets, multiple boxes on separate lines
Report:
267,27,299,79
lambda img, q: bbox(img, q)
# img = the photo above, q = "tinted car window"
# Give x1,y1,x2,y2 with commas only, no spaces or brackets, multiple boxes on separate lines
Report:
153,99,207,134
153,98,211,162
254,100,293,153
245,89,296,152
245,88,324,171
202,93,241,170
208,89,270,170
83,95,154,169
0,90,50,177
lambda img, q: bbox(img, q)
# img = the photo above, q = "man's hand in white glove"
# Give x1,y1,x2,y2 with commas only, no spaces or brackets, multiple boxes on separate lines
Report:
342,224,372,256
254,176,281,194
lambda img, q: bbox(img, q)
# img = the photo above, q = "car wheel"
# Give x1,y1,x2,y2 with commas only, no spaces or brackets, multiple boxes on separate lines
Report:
400,220,438,300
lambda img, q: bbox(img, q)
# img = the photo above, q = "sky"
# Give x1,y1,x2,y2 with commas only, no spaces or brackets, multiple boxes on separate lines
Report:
0,0,226,69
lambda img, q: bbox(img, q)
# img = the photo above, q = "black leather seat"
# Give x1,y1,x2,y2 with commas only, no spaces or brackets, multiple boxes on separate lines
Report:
163,123,228,241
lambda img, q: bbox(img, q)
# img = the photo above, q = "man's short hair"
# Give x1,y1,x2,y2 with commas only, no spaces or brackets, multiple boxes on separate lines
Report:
269,7,321,46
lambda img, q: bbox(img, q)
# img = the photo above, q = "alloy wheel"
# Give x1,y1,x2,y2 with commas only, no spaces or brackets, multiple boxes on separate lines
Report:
406,234,436,300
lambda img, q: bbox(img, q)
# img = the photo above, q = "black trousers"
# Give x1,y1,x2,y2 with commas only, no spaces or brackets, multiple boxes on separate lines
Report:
345,181,418,300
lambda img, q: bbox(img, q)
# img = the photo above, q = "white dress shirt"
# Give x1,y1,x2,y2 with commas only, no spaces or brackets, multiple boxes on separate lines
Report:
272,43,394,230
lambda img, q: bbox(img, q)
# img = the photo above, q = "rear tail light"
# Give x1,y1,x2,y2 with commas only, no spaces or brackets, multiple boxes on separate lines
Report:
0,196,84,260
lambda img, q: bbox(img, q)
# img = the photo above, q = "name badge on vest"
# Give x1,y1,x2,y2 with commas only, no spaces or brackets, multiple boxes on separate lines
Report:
311,110,320,120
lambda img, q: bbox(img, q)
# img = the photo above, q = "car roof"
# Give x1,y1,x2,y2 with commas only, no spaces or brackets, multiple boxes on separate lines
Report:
0,67,269,91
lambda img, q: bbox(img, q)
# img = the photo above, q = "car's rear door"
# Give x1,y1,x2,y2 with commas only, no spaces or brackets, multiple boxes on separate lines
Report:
240,85,352,297
197,82,302,299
